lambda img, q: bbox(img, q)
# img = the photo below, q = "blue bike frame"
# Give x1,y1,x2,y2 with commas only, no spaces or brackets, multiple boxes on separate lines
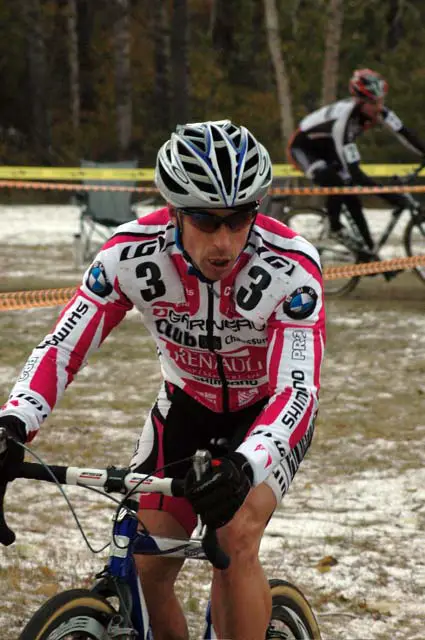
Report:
99,507,215,639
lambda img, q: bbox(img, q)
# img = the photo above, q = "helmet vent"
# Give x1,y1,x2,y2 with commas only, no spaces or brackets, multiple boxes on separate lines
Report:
215,146,232,193
247,134,256,151
181,129,207,154
184,163,205,177
158,163,188,195
192,180,217,194
239,176,253,192
244,154,258,172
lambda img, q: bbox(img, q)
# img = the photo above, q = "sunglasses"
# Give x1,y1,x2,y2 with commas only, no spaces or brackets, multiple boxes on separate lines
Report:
177,203,259,233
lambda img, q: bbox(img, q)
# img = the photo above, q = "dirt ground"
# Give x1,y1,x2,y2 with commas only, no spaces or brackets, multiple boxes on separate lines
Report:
0,241,424,639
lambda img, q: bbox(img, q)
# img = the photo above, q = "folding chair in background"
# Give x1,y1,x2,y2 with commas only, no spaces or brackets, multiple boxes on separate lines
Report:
72,159,139,266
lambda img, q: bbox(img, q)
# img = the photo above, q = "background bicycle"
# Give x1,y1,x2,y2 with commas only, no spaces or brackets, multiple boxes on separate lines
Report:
273,164,425,296
0,434,321,640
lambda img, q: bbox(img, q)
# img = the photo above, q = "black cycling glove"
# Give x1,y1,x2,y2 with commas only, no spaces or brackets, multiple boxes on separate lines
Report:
184,452,253,529
0,416,26,482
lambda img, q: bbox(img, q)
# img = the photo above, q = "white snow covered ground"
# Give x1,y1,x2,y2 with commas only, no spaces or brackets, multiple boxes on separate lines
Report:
0,203,424,639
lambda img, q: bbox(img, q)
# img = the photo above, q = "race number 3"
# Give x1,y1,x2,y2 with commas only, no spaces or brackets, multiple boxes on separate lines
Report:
236,266,271,311
136,262,166,301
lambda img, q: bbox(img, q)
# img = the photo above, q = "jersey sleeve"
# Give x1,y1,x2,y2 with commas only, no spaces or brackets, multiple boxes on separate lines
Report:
236,243,326,485
0,244,133,441
382,107,425,155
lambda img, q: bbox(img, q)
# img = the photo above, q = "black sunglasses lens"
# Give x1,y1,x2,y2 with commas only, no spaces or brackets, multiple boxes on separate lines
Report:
180,206,257,232
226,210,255,230
190,213,221,232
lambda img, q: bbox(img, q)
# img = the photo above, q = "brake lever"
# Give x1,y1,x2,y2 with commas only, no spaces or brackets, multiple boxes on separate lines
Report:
192,449,230,571
192,449,212,481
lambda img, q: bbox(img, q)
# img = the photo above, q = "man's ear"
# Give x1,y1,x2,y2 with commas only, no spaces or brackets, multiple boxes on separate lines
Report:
168,205,177,225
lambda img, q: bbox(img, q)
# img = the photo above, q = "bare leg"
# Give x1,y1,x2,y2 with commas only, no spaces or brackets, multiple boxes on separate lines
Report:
134,510,189,640
211,483,276,639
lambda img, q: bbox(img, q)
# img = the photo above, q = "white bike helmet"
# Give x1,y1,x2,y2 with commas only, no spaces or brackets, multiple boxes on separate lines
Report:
155,119,272,208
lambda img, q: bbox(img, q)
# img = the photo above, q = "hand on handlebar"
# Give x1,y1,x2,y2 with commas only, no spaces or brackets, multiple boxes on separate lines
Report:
0,417,27,546
0,416,27,482
184,451,253,530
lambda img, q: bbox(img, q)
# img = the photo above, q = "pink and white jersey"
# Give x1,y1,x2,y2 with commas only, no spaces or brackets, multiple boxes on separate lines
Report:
1,208,326,485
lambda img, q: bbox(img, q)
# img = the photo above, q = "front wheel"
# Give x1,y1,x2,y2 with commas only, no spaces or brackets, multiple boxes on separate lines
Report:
19,588,117,640
284,207,360,296
266,579,321,639
404,214,425,283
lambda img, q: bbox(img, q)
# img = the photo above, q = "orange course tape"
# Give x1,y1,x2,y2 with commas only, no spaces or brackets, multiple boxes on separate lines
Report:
1,254,425,311
0,179,425,195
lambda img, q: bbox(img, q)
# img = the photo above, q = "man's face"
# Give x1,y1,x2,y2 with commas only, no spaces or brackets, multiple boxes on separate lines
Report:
359,97,384,123
169,205,258,281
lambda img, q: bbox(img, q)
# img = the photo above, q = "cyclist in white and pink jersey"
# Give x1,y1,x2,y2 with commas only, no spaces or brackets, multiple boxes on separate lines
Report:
0,120,326,640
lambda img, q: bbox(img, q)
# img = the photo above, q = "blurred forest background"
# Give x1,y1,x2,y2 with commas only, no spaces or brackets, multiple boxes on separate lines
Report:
1,0,425,168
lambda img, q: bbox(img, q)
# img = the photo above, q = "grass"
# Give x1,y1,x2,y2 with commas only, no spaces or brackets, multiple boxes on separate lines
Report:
1,248,425,639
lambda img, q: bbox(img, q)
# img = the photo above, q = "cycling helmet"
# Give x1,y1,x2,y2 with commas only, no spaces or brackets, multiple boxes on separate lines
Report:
349,68,388,103
155,119,272,208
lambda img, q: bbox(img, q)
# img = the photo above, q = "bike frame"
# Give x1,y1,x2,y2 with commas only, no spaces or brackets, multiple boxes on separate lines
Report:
344,164,425,253
342,198,421,254
94,505,216,639
0,445,221,640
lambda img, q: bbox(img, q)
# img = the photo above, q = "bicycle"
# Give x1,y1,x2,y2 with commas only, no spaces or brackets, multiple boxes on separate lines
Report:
274,164,425,296
0,430,321,639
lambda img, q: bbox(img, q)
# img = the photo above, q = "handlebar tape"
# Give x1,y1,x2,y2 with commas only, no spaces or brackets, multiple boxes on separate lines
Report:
16,462,67,483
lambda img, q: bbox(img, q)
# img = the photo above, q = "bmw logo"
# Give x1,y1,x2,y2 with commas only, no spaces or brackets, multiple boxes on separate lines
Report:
283,286,318,320
86,261,113,298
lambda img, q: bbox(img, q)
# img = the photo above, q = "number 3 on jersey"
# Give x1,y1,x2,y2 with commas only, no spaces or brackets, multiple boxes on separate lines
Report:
236,265,271,311
136,262,166,301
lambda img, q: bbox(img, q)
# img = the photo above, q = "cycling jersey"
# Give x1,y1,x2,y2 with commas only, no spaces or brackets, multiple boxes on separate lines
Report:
0,208,325,487
288,97,425,184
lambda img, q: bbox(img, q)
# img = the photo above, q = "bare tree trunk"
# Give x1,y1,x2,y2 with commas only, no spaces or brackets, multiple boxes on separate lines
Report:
67,0,80,137
321,0,344,105
113,0,132,156
77,0,95,118
21,0,51,160
153,1,171,132
208,0,217,38
386,0,404,50
263,0,294,146
171,0,190,126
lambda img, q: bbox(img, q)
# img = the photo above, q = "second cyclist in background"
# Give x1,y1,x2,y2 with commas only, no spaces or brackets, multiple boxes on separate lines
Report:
287,68,425,264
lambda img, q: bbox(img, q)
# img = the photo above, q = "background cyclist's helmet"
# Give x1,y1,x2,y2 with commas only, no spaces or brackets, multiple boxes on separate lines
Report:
155,119,272,208
349,68,388,103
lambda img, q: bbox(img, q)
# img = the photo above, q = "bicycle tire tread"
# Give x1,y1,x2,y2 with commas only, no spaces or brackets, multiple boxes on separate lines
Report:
19,588,115,640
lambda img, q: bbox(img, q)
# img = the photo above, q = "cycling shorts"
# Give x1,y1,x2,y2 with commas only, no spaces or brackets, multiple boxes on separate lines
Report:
130,382,313,535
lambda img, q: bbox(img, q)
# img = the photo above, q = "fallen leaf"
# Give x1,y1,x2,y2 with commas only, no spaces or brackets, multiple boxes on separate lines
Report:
316,555,338,573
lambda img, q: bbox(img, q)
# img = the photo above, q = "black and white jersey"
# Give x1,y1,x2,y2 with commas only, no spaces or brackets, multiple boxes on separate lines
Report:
289,98,425,179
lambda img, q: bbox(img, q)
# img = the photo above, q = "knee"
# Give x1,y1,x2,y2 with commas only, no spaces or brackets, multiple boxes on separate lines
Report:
136,556,182,596
310,163,344,187
216,500,265,564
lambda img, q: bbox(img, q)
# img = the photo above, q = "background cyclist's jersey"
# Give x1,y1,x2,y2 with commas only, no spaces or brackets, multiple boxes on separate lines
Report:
0,209,325,485
290,97,425,177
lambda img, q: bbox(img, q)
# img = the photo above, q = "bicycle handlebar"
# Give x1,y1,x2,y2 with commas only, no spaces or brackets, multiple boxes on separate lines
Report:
0,442,230,570
394,160,425,185
14,461,185,495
